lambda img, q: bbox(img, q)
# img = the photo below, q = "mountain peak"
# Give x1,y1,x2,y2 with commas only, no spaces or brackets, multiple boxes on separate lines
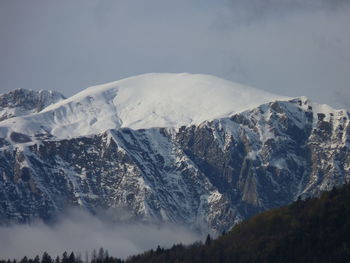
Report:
36,73,289,136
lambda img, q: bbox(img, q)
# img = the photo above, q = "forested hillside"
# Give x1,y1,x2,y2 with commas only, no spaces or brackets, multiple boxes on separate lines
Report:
127,184,350,263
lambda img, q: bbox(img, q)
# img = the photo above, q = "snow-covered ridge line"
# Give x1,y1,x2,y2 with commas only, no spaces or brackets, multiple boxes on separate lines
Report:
0,73,289,140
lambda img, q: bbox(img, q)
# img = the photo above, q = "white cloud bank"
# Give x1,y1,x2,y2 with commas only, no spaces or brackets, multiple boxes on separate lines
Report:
0,210,200,260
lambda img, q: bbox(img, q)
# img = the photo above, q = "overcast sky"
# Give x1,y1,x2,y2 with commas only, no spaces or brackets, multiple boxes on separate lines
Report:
1,0,350,109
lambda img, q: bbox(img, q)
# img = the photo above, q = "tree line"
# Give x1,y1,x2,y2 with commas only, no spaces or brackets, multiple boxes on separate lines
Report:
0,248,123,263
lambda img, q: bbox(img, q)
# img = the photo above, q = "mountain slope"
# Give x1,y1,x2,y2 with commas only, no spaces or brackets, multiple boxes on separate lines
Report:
126,184,350,263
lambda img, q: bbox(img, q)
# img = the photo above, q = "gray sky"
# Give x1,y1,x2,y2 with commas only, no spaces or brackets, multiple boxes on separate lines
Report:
1,0,350,109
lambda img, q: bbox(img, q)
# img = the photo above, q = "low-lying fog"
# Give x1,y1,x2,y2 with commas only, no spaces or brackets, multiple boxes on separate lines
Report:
0,209,201,260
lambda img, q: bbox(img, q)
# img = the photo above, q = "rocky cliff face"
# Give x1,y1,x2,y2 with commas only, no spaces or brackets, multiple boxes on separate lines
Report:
0,89,65,121
1,95,349,233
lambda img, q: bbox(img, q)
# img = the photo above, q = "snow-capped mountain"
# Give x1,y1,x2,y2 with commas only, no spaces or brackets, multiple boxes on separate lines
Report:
0,73,349,233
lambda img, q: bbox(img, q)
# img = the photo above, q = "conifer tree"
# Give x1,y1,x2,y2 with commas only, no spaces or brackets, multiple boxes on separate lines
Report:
61,252,68,263
41,252,52,263
97,248,104,263
68,252,75,263
33,256,40,263
205,234,211,246
91,250,97,263
20,256,28,263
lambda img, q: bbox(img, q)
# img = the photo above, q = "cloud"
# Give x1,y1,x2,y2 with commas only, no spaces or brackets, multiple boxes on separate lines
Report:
223,0,350,22
0,0,350,110
0,209,200,260
213,0,350,109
